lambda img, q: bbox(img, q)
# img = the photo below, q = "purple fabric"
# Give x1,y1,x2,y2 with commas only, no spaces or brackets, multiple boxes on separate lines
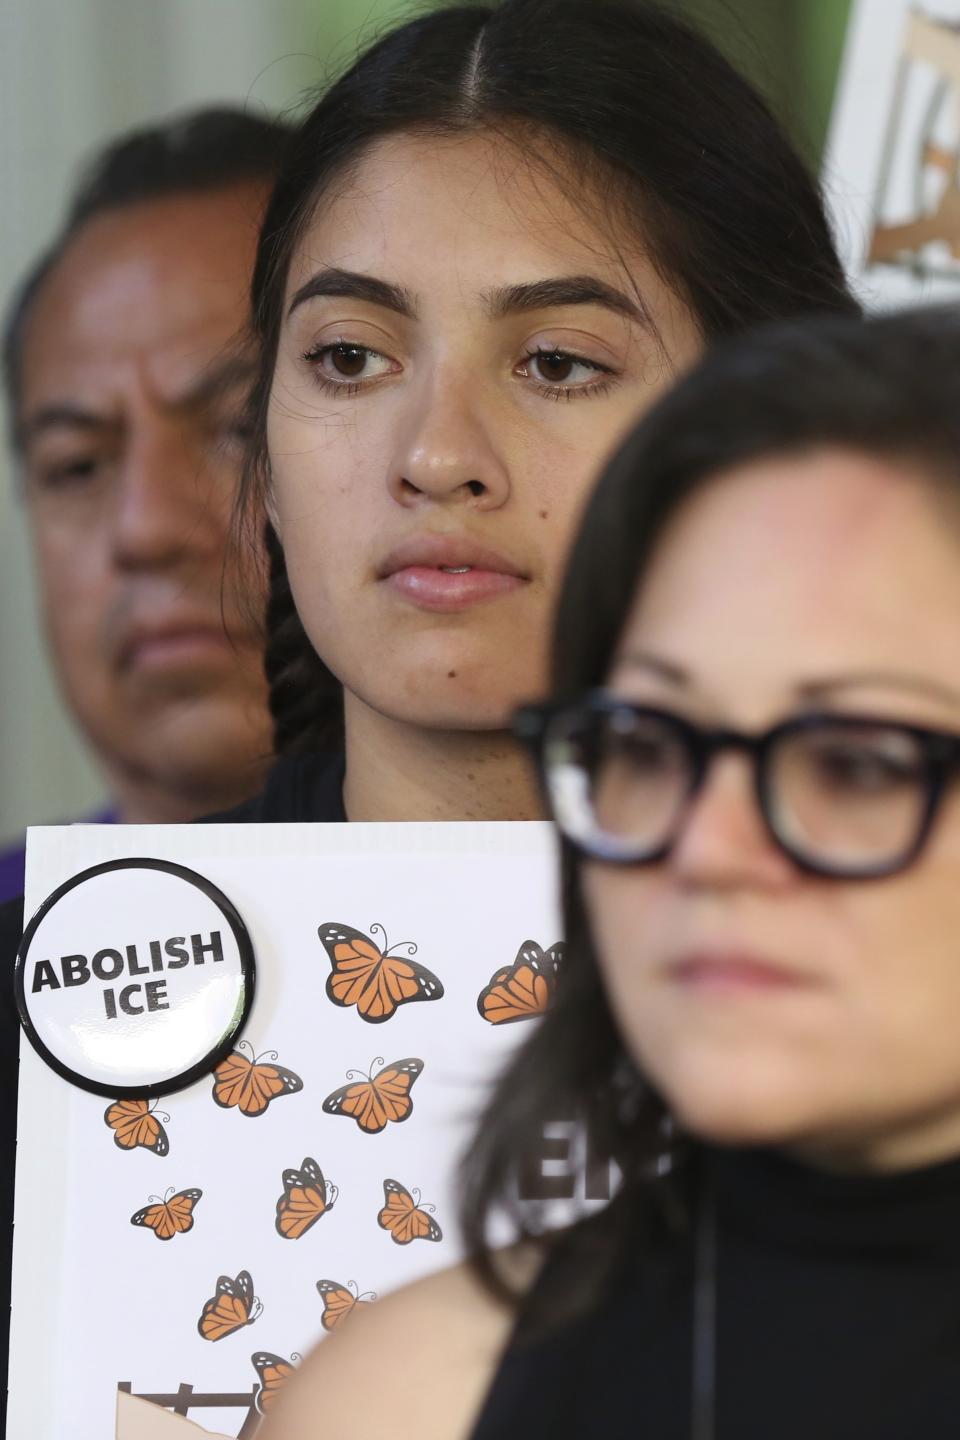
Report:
0,806,117,906
0,844,24,909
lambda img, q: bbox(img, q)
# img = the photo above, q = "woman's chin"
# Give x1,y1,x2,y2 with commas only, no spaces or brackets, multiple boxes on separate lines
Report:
676,1106,802,1151
661,1065,826,1152
337,625,550,735
351,671,537,734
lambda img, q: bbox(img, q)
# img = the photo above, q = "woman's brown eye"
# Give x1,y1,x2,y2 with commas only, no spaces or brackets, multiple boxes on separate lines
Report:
330,344,367,377
536,351,574,382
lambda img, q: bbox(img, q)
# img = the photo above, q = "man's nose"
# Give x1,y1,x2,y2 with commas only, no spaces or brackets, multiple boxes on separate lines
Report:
111,417,228,569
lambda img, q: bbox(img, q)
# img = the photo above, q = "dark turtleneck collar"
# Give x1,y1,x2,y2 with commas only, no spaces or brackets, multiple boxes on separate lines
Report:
472,1140,960,1439
710,1143,960,1263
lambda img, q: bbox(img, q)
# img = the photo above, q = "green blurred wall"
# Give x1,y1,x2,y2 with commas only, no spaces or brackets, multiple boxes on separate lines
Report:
676,0,854,162
304,0,854,164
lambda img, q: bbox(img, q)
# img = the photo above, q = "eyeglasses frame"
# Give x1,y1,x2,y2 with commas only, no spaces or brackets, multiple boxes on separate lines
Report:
513,691,960,880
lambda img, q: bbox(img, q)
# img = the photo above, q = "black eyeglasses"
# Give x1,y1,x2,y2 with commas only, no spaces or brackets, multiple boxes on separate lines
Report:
514,692,960,879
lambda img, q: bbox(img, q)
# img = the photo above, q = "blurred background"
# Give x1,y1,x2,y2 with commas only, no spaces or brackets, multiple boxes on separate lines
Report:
0,0,854,844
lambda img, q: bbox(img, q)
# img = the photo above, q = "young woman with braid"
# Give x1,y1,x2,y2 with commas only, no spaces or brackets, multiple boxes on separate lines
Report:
267,306,960,1440
217,0,857,830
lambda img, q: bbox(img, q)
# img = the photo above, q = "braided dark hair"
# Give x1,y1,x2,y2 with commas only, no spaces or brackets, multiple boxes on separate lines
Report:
243,0,857,758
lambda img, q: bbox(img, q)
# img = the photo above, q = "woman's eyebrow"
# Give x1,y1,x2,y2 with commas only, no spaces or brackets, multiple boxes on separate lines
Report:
483,276,652,327
286,269,651,327
797,673,960,707
287,268,416,320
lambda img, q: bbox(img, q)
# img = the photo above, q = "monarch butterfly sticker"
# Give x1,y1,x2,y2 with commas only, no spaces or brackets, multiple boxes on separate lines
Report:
130,1186,202,1241
104,1097,170,1156
318,921,444,1024
322,1056,424,1134
275,1156,338,1240
476,940,564,1025
316,1278,377,1331
378,1178,443,1246
212,1039,303,1117
252,1350,301,1415
197,1269,262,1342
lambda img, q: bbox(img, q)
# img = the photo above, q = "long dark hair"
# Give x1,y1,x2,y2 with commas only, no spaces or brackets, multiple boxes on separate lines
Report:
460,304,960,1316
236,0,858,757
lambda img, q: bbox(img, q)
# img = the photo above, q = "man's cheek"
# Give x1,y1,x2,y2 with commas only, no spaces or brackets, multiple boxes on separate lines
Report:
45,594,103,679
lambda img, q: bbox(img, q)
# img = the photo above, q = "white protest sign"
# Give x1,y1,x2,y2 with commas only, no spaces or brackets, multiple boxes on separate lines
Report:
825,0,960,307
9,821,600,1440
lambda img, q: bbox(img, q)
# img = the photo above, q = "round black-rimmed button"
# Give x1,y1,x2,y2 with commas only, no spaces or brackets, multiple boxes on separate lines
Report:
14,857,256,1098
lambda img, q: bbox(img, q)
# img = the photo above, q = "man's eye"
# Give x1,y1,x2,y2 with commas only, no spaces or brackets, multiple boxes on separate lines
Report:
38,456,101,489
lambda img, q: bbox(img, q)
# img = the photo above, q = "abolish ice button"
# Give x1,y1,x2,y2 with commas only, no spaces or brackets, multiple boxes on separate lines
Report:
14,857,256,1098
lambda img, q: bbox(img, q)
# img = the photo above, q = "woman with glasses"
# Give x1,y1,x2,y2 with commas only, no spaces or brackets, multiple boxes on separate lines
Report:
265,306,960,1440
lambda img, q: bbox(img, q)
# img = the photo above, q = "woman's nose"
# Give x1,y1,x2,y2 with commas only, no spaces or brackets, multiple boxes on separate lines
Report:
387,372,511,509
669,753,795,889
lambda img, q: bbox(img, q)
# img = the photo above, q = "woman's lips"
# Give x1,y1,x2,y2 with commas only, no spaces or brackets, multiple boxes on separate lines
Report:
667,952,815,995
385,566,525,611
378,535,529,613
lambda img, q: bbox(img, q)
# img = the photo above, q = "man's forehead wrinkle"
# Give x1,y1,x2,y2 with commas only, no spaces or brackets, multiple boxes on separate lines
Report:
31,212,250,341
73,321,247,415
141,344,255,411
26,259,247,407
180,350,257,408
23,345,252,436
68,256,215,331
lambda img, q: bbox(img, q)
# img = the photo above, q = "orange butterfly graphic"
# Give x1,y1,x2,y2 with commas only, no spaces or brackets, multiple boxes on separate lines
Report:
378,1178,443,1246
316,1278,376,1332
197,1269,262,1342
212,1040,303,1117
103,1097,170,1156
130,1186,202,1241
318,922,444,1024
476,940,564,1025
322,1055,423,1134
275,1156,338,1240
252,1350,301,1416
